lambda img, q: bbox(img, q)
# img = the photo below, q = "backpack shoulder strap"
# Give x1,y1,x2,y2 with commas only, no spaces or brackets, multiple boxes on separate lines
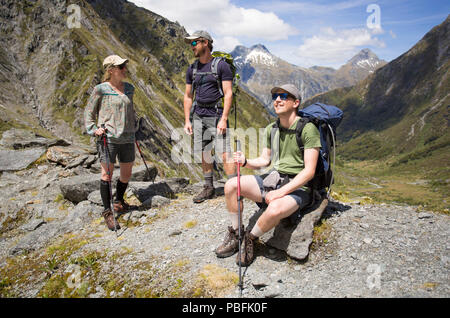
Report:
211,57,224,97
190,60,199,96
295,117,310,149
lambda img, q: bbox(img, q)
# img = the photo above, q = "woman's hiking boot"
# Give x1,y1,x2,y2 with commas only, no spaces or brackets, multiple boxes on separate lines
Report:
193,185,215,203
102,209,120,231
113,200,130,214
236,230,257,267
215,226,243,258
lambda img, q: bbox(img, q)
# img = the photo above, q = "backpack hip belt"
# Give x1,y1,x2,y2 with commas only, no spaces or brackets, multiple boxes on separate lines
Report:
194,99,222,109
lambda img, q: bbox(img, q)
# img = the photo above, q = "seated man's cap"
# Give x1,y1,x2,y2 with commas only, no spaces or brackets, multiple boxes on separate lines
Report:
271,84,301,100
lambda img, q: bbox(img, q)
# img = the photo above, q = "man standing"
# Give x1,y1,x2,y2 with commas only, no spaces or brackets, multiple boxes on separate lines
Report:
215,84,321,266
183,30,235,203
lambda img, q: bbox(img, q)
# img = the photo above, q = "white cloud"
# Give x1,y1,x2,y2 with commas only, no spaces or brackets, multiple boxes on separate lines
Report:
130,0,297,41
255,0,372,15
214,36,242,52
295,27,385,68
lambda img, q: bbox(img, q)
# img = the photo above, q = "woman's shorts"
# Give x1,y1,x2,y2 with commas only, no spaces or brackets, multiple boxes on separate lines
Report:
97,141,135,164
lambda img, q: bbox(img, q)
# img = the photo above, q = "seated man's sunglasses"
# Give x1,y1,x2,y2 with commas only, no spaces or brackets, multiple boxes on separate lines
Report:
272,93,294,100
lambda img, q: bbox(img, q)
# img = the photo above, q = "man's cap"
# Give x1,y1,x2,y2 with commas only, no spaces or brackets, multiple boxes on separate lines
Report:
103,55,128,68
184,30,213,43
271,84,301,100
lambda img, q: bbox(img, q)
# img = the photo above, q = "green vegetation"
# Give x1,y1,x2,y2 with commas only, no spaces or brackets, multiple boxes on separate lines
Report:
332,152,449,213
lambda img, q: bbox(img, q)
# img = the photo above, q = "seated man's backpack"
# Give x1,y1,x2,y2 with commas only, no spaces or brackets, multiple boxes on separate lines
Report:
273,102,344,204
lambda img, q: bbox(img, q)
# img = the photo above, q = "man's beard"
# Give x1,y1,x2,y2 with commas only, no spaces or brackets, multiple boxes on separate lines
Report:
194,47,204,58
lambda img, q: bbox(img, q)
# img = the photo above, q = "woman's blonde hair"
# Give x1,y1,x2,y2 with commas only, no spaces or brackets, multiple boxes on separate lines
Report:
102,65,114,82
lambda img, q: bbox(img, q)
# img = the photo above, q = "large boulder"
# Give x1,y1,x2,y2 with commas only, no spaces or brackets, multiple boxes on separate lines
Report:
127,177,190,202
46,146,89,167
59,173,105,204
258,198,329,260
10,201,102,255
0,147,46,171
0,128,70,150
60,165,164,204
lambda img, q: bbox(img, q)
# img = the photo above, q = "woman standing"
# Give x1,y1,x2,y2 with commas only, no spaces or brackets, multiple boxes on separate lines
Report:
84,55,137,231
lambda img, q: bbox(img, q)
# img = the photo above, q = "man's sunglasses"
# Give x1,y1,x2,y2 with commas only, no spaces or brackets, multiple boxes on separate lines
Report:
272,93,293,100
190,40,204,47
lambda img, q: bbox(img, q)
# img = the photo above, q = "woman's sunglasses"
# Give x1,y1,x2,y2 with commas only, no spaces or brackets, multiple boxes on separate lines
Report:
272,93,293,100
117,63,127,70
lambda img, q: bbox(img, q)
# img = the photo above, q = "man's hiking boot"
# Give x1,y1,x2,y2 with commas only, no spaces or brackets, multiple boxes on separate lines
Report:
102,209,120,231
236,230,257,267
193,185,215,203
215,226,243,258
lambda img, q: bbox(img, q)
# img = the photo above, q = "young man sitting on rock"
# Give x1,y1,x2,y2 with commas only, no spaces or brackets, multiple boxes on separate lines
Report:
215,84,321,266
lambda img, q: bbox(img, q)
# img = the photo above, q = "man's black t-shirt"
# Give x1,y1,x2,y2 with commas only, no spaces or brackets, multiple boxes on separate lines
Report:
186,58,233,117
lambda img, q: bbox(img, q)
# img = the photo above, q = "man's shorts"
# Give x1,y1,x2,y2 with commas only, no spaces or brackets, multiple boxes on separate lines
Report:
192,113,232,156
97,141,135,164
253,173,311,220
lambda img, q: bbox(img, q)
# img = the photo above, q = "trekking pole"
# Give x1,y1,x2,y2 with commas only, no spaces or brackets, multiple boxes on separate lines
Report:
236,139,243,297
101,124,119,235
135,140,154,183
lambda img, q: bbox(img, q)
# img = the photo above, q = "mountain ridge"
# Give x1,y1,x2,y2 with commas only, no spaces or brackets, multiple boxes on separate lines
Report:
231,44,386,113
0,0,270,181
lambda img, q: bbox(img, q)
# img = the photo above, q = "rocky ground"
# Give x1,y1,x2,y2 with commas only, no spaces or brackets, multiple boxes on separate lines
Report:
0,168,448,298
0,130,449,298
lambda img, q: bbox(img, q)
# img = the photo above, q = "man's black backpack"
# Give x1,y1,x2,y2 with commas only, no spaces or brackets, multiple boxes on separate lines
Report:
272,102,344,204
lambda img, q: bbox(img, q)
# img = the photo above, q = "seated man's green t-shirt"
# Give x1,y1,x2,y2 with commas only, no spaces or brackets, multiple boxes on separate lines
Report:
264,117,321,176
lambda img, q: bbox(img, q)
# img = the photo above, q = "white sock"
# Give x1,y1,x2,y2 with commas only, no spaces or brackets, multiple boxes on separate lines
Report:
250,223,265,238
230,212,240,230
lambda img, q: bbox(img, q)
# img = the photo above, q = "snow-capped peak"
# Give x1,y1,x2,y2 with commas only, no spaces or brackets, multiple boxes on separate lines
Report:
245,45,276,66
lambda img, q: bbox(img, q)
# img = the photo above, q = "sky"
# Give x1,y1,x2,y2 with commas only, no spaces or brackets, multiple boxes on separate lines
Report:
130,0,449,69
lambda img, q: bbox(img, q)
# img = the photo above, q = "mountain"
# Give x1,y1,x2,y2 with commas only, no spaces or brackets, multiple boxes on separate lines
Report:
305,15,449,169
333,48,387,87
231,45,386,114
0,0,270,181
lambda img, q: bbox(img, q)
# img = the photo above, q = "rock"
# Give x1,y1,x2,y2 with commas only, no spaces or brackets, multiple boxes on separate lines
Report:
59,173,111,204
89,162,102,173
65,155,89,169
20,218,46,232
259,198,328,261
82,155,97,168
46,146,89,167
128,177,189,202
418,212,433,219
141,195,170,208
10,201,102,255
0,147,46,171
130,164,158,182
0,128,70,150
87,189,116,206
363,237,372,244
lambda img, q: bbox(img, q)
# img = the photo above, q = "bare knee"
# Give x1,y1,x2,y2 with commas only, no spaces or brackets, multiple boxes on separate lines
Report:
265,201,284,219
224,177,237,195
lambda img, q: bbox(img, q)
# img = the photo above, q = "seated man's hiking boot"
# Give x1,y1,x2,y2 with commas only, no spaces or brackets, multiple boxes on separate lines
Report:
193,185,215,203
215,226,244,258
236,230,257,267
102,209,120,231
